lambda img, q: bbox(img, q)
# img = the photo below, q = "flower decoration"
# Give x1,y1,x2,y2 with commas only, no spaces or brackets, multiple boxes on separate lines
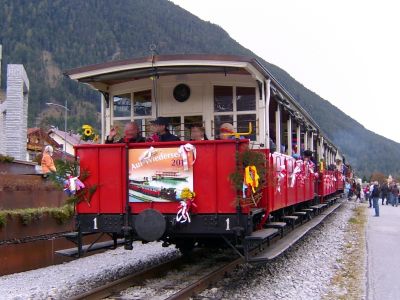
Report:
176,188,197,224
180,187,196,200
79,124,97,141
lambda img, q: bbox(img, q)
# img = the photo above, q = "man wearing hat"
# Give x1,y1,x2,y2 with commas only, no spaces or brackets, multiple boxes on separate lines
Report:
148,117,180,142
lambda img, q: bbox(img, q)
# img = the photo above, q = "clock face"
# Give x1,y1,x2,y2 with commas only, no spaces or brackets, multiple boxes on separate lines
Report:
173,84,191,102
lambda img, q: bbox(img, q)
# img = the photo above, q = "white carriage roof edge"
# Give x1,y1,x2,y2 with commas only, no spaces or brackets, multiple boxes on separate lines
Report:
65,54,340,154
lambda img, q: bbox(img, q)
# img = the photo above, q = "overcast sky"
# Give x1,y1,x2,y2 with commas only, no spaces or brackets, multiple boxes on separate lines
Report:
172,0,400,143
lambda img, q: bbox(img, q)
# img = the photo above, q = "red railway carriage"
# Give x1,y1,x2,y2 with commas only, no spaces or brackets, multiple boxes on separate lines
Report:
66,54,345,259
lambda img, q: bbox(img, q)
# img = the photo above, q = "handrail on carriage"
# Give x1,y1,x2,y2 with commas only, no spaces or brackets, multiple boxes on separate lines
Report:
224,122,253,139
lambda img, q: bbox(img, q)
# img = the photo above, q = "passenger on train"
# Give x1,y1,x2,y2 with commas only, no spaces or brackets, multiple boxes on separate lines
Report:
147,117,180,142
105,122,145,144
190,124,208,141
269,138,277,152
303,150,316,171
219,123,240,140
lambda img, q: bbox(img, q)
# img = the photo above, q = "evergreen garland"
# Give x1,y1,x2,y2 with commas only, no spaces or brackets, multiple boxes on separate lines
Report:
229,149,269,206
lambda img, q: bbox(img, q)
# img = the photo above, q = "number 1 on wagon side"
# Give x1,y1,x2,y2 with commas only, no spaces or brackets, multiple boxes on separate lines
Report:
226,218,230,231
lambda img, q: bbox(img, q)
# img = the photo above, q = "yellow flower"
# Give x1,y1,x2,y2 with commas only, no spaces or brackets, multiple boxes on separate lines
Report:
84,128,93,136
82,125,94,137
180,188,195,200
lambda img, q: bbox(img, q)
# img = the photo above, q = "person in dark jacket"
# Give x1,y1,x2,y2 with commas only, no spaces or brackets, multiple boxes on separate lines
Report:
381,183,389,205
355,183,361,202
371,181,381,217
147,117,180,142
105,122,145,144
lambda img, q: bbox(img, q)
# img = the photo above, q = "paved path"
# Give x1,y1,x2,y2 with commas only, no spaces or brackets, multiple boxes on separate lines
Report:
367,203,400,300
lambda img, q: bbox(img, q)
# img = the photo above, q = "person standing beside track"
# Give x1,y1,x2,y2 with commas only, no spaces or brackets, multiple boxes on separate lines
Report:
369,182,374,208
371,181,381,217
381,182,389,205
345,181,351,200
391,183,399,207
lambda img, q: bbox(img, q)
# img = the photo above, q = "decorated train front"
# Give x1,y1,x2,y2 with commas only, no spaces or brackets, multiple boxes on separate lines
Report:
68,54,345,254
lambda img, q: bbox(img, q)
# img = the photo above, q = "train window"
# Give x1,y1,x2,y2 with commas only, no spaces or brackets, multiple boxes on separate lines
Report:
168,116,182,139
214,115,233,139
236,87,256,111
133,90,152,116
113,93,131,118
237,114,257,141
214,86,233,112
134,119,152,138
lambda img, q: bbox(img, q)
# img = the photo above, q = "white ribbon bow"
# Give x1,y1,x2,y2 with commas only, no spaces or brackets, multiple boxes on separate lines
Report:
176,200,191,223
277,165,286,193
177,143,196,171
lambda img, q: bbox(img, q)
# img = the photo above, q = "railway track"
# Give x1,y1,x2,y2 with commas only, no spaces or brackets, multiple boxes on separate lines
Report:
72,200,342,300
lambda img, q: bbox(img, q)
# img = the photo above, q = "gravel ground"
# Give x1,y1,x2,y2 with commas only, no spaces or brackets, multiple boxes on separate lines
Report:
0,242,180,300
199,200,358,300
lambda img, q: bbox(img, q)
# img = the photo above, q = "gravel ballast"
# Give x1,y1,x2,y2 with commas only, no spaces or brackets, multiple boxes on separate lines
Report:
0,242,179,299
200,200,363,300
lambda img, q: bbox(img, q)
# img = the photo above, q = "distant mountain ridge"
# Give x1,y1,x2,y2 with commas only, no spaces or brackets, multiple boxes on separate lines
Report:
0,0,398,177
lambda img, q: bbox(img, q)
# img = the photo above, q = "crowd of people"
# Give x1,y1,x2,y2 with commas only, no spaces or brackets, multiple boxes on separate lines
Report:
345,180,400,217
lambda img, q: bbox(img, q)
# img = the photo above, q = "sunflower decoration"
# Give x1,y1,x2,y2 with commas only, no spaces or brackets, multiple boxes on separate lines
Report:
79,124,97,141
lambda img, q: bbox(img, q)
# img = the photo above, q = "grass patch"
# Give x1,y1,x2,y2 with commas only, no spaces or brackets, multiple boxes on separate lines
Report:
0,205,74,228
324,203,367,300
0,154,14,163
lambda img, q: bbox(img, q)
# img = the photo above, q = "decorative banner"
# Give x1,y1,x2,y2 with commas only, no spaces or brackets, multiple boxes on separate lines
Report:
128,146,195,203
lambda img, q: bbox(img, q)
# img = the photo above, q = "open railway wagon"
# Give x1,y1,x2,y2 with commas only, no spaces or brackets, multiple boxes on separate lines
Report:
65,54,345,261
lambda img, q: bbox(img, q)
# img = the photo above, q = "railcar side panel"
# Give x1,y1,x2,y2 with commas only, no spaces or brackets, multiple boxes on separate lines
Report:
76,147,101,214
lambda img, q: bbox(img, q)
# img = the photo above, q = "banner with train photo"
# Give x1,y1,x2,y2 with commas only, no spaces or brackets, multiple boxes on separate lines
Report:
128,145,196,202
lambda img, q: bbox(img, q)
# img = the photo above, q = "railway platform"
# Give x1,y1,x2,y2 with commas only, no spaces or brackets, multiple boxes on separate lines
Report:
367,204,400,300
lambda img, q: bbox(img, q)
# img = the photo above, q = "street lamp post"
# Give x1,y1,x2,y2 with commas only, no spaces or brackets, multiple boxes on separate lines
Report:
46,100,69,159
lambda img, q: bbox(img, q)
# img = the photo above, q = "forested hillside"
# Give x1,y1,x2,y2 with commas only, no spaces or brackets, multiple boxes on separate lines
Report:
0,0,398,177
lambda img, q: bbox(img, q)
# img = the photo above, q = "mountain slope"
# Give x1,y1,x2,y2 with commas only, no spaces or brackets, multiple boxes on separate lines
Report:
0,0,398,177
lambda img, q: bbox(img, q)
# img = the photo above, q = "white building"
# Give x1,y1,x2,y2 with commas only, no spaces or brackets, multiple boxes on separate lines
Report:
0,62,30,161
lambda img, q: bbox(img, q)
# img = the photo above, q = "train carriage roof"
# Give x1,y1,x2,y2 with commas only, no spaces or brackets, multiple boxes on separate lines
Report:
65,54,339,153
